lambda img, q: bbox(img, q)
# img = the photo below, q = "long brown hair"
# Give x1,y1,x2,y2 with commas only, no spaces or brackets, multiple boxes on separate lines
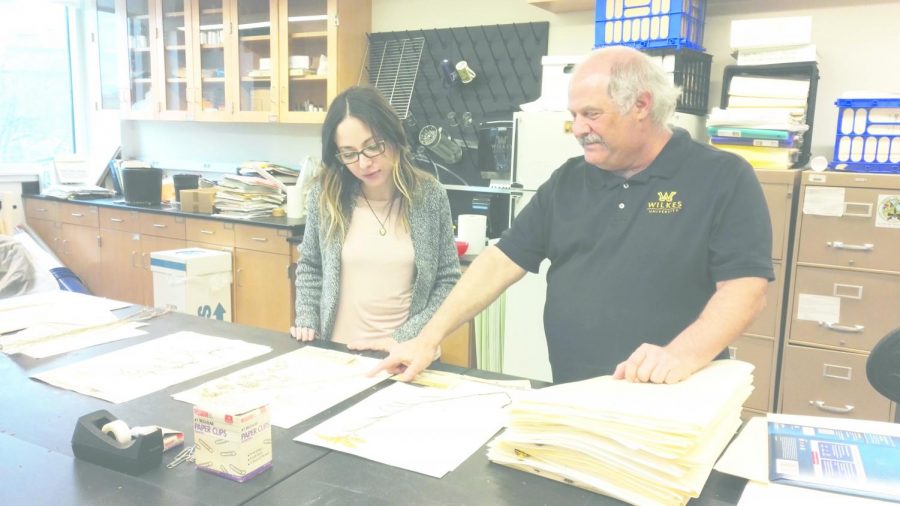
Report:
318,86,432,243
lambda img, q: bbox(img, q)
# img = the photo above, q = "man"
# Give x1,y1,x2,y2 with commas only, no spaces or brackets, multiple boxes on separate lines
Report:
359,46,773,384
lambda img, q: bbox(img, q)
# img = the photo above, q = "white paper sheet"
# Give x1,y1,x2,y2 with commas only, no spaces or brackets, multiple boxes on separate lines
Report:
295,378,520,478
173,347,388,428
10,322,147,358
739,480,896,505
796,293,841,323
32,331,271,403
714,415,769,483
0,291,129,335
803,187,845,217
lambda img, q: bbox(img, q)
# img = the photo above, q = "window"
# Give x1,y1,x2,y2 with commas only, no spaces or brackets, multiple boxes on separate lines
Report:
0,2,76,164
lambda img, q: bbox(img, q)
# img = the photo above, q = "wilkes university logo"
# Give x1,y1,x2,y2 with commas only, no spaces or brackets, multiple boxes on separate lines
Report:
647,191,683,214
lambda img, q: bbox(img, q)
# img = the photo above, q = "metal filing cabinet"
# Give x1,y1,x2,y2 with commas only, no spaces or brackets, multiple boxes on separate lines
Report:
779,171,900,422
730,169,800,416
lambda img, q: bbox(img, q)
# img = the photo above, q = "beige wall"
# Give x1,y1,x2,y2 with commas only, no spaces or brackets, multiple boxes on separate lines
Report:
373,0,900,162
125,0,900,169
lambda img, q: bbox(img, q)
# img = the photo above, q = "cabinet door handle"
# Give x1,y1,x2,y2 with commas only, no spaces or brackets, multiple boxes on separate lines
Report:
810,400,854,414
71,212,84,218
200,229,214,235
235,268,243,287
131,251,138,269
110,217,124,223
819,322,865,333
251,237,268,242
153,223,167,228
826,241,873,252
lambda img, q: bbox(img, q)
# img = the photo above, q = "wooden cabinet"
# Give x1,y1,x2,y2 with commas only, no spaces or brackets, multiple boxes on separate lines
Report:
24,199,62,257
23,197,301,331
98,207,143,304
113,0,369,122
779,171,900,422
117,0,160,119
731,169,800,415
233,223,292,332
58,203,102,293
277,0,370,123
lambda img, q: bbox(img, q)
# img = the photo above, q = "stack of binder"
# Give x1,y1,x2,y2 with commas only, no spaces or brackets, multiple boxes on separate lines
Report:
706,74,811,169
487,360,755,506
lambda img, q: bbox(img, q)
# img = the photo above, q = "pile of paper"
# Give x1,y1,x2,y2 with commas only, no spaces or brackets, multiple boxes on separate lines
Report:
730,16,817,66
214,174,284,218
487,360,754,506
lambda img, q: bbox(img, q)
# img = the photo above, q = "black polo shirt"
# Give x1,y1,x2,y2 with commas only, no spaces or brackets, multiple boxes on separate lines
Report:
497,128,774,384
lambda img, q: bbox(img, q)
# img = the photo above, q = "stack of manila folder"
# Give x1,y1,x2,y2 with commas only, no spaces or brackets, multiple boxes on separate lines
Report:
487,360,754,506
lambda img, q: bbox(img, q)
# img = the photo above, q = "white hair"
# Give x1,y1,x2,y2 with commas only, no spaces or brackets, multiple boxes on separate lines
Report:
602,48,682,127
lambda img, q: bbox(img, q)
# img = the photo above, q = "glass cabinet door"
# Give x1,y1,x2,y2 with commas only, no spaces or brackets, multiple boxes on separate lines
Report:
159,0,191,117
194,0,228,118
233,0,278,120
280,0,328,121
121,0,157,116
95,0,120,110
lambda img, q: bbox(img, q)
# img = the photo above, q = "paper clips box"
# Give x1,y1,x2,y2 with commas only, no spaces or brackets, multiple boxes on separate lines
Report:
192,402,272,482
150,248,232,322
181,188,217,214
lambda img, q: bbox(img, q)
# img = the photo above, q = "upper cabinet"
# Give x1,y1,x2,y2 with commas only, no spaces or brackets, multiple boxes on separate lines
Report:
114,0,369,123
158,0,192,119
118,0,159,119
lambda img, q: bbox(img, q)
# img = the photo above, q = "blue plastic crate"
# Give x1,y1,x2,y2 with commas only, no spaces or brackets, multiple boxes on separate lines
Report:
831,97,900,173
594,0,706,51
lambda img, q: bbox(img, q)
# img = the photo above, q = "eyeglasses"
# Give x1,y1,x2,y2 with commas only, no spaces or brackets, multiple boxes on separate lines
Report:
335,140,386,164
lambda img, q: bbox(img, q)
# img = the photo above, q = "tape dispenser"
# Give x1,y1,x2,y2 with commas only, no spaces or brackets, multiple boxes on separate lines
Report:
71,409,163,475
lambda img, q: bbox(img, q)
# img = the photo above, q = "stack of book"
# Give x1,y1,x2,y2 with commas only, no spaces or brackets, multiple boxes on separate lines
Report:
707,74,811,169
214,174,284,218
487,360,755,506
730,16,818,66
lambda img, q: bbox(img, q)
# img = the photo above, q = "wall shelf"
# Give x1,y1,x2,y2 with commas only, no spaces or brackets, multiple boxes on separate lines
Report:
527,0,593,13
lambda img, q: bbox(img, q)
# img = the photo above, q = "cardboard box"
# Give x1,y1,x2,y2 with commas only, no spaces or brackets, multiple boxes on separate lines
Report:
150,248,232,322
192,402,272,482
181,188,217,214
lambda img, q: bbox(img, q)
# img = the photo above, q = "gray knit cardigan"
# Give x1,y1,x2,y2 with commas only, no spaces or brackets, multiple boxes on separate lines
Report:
294,176,461,342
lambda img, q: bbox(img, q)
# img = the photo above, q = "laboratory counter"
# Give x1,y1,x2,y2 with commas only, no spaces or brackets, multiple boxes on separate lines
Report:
0,309,747,506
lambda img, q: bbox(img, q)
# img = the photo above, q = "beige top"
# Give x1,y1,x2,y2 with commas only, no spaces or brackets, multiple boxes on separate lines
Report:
331,195,415,344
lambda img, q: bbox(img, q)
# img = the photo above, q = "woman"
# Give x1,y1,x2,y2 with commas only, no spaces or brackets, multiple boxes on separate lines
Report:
292,86,460,351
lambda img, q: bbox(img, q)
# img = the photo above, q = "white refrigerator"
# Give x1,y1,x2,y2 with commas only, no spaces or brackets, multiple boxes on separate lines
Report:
501,111,584,382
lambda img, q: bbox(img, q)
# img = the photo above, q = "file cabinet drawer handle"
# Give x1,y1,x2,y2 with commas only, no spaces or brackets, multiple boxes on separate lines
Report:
110,217,124,223
71,212,84,218
152,223,167,228
819,322,865,333
200,229,214,235
810,400,854,414
37,207,47,212
251,237,268,242
826,241,873,252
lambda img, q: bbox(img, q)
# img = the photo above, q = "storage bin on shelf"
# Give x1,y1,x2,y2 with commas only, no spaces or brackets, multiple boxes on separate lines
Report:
642,47,711,115
594,0,706,51
831,97,900,174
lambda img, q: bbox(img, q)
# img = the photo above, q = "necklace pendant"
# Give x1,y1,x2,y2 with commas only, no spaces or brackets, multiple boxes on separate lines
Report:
379,227,386,236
